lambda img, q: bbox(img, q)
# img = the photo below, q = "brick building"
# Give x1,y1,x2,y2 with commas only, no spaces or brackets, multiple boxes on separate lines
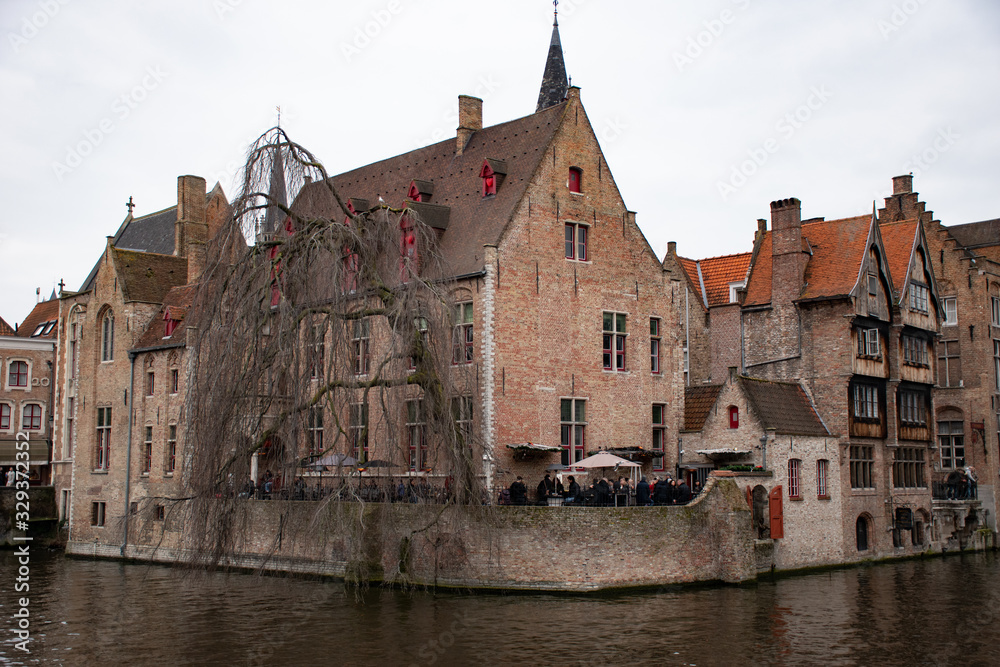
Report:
924,211,1000,531
663,245,752,386
58,177,228,548
287,18,683,492
681,372,840,569
0,298,58,490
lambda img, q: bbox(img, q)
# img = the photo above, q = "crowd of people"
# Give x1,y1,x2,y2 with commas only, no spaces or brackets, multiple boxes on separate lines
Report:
499,472,703,507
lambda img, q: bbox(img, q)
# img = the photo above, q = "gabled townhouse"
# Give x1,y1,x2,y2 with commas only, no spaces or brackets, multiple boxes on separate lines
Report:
1,297,58,491
59,176,228,550
280,21,685,493
680,371,839,569
740,176,950,561
924,210,1000,531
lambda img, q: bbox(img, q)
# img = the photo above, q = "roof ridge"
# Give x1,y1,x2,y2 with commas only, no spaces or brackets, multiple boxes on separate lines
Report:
330,103,568,182
693,250,753,262
130,204,177,221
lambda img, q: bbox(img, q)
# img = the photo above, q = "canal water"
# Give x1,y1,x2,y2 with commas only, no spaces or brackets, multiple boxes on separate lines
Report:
1,550,997,666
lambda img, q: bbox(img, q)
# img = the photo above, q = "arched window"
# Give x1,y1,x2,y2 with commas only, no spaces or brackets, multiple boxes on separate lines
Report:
568,167,582,193
728,406,739,429
856,515,870,551
22,403,42,430
8,361,28,387
101,311,115,361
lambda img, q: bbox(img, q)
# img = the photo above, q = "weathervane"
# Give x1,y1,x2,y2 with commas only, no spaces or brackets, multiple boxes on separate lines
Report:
553,0,559,26
126,195,135,214
276,105,281,129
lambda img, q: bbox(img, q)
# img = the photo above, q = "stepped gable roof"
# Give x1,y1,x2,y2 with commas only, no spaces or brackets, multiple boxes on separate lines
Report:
0,316,13,336
112,248,188,304
134,284,197,349
744,214,872,306
293,103,567,278
738,376,830,436
683,384,723,432
879,220,920,293
15,299,59,339
946,218,1000,250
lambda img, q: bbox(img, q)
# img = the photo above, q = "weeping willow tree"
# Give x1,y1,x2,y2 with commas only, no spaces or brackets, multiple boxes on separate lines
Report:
183,128,494,580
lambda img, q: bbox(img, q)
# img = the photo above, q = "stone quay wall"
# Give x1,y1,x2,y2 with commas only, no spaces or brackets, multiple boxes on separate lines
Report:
66,477,756,592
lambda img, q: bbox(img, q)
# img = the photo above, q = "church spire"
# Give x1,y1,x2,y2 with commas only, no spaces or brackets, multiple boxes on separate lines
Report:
535,0,568,113
261,129,288,238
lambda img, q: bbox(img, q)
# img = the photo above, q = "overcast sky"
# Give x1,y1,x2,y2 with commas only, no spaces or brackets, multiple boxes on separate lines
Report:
2,0,998,326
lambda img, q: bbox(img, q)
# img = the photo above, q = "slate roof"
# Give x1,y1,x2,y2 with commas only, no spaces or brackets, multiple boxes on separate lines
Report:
134,284,197,350
0,316,15,336
678,252,752,308
683,384,723,432
536,21,568,112
112,248,188,304
292,102,568,279
946,218,1000,250
745,214,873,306
15,299,59,339
739,376,830,436
116,207,177,254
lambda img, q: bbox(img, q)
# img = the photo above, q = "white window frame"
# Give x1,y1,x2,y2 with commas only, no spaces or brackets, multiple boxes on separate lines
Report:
943,297,957,326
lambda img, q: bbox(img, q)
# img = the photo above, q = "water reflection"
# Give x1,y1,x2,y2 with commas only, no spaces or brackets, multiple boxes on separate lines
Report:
0,551,997,665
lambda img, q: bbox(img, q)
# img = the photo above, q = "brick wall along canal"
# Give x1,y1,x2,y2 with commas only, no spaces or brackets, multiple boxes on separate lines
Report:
1,550,998,665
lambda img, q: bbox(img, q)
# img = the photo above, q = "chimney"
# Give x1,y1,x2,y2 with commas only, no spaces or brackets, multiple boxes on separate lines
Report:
456,95,482,156
667,241,676,256
881,174,930,224
770,198,807,305
175,175,208,284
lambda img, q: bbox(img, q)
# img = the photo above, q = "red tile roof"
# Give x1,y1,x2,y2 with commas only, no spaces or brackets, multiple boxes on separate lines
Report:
0,316,14,336
699,253,752,307
879,220,919,293
15,299,59,339
745,214,874,306
676,257,704,308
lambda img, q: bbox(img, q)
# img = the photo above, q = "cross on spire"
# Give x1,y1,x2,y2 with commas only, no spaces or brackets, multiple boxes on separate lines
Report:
276,105,281,128
126,195,135,214
553,0,558,26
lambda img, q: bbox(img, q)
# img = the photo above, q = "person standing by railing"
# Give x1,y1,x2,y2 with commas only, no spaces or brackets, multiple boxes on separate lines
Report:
964,465,978,499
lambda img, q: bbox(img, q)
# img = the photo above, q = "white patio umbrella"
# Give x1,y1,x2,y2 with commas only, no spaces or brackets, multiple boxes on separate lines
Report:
573,451,640,469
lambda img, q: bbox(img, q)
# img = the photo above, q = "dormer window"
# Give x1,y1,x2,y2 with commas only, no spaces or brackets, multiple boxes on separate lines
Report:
407,180,434,203
728,282,745,303
479,159,507,198
163,308,180,337
568,167,582,193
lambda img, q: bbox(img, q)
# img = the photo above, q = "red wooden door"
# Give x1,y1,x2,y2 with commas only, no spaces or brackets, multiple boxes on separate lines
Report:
769,485,784,539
